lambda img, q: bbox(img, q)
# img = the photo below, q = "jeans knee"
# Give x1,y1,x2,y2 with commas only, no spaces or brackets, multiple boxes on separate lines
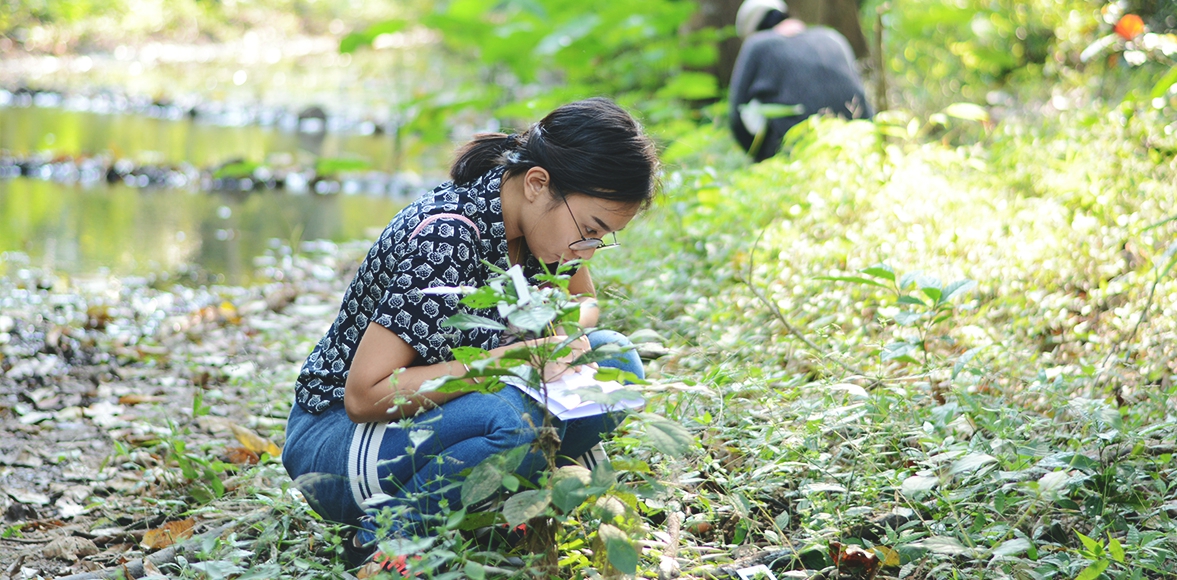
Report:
587,329,644,381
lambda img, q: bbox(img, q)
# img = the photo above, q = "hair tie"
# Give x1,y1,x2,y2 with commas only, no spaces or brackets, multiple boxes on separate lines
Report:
504,134,519,148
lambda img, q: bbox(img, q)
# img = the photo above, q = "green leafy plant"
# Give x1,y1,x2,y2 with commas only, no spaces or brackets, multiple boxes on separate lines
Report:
818,263,976,367
364,261,694,577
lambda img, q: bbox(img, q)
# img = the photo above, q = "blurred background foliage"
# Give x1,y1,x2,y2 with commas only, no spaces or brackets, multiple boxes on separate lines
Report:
2,0,1173,138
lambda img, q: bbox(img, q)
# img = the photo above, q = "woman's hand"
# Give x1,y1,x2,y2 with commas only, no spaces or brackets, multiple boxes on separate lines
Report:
541,335,594,382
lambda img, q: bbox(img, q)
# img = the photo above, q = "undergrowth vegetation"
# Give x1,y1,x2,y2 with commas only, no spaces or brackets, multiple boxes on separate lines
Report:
590,98,1177,578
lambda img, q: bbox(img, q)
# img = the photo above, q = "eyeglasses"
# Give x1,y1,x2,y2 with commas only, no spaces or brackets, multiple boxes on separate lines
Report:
562,196,619,252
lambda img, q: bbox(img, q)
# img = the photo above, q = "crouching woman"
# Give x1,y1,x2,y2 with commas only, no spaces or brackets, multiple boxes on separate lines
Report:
281,98,659,568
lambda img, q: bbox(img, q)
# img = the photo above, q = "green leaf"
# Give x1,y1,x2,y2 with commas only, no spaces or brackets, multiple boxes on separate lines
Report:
759,102,806,117
462,460,505,507
732,519,750,544
941,279,977,303
190,561,245,579
1151,65,1177,99
952,346,988,380
506,304,556,334
463,561,487,580
314,156,371,177
991,538,1030,557
893,310,925,326
1075,559,1110,580
814,275,888,288
502,473,520,492
1107,534,1125,563
912,536,973,556
950,453,997,475
1076,531,1101,555
340,19,409,53
944,102,990,123
636,413,695,458
552,469,591,513
601,525,639,574
1037,470,1070,495
861,264,896,281
535,14,601,56
899,271,922,290
881,341,918,361
900,474,938,496
450,346,489,364
657,71,719,100
1038,453,1100,473
213,161,260,179
502,489,551,527
893,296,924,308
443,314,507,331
921,286,943,302
591,458,617,488
459,286,503,308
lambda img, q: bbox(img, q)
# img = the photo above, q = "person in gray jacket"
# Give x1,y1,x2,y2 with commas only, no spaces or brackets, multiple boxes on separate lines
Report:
730,0,873,161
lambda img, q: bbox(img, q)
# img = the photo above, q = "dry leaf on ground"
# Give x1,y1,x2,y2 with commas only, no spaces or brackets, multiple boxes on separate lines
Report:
42,536,99,562
229,423,281,457
224,446,260,465
142,518,196,550
118,394,165,405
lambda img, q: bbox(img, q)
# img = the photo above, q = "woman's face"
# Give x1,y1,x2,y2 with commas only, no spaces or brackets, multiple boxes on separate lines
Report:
525,191,640,265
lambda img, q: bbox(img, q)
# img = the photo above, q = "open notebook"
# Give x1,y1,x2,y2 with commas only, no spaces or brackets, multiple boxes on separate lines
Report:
502,367,645,420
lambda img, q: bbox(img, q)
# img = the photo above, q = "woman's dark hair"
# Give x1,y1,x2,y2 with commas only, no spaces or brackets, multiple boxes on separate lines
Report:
757,8,788,32
450,97,660,208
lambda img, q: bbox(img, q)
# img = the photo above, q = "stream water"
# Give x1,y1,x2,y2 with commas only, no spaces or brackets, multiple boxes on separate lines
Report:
0,104,445,285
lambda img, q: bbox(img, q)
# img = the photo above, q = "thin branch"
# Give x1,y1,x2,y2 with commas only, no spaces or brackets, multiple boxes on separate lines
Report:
738,227,872,381
1095,246,1177,400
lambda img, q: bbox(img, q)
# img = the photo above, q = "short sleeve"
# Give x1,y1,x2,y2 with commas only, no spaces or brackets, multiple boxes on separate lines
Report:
371,218,481,363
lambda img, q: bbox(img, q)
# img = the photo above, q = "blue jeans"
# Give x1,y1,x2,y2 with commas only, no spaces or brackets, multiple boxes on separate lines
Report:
282,329,643,541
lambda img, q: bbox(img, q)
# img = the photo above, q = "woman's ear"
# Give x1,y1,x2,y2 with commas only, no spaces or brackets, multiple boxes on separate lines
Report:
522,167,550,202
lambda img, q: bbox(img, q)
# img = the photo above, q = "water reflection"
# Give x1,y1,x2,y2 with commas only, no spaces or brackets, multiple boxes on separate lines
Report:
0,103,455,284
0,105,431,173
0,177,403,285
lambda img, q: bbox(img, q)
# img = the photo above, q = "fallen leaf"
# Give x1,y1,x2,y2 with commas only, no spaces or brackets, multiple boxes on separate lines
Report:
4,487,51,505
56,499,86,519
229,423,281,457
42,536,99,562
224,446,260,465
142,518,196,550
84,401,125,428
118,394,165,405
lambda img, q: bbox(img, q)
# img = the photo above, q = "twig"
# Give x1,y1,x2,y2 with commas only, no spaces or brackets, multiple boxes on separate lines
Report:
658,500,684,580
1095,245,1177,402
55,510,268,580
738,227,872,382
0,536,54,544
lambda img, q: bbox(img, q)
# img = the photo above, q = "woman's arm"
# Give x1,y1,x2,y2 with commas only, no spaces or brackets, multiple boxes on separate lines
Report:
344,323,592,423
567,266,599,328
344,323,471,423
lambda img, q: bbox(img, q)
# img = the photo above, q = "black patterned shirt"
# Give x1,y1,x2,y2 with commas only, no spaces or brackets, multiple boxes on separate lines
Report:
294,166,553,413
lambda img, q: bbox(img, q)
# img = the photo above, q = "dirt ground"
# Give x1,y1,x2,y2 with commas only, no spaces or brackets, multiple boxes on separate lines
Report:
1,245,364,577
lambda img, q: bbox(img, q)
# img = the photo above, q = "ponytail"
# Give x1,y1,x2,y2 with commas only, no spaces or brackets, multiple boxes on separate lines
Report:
449,133,518,185
448,98,659,208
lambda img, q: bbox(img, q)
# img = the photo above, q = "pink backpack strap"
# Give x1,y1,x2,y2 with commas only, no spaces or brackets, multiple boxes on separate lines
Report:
408,213,481,240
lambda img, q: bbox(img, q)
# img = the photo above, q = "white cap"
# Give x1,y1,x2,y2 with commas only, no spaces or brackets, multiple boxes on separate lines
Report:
736,0,788,39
